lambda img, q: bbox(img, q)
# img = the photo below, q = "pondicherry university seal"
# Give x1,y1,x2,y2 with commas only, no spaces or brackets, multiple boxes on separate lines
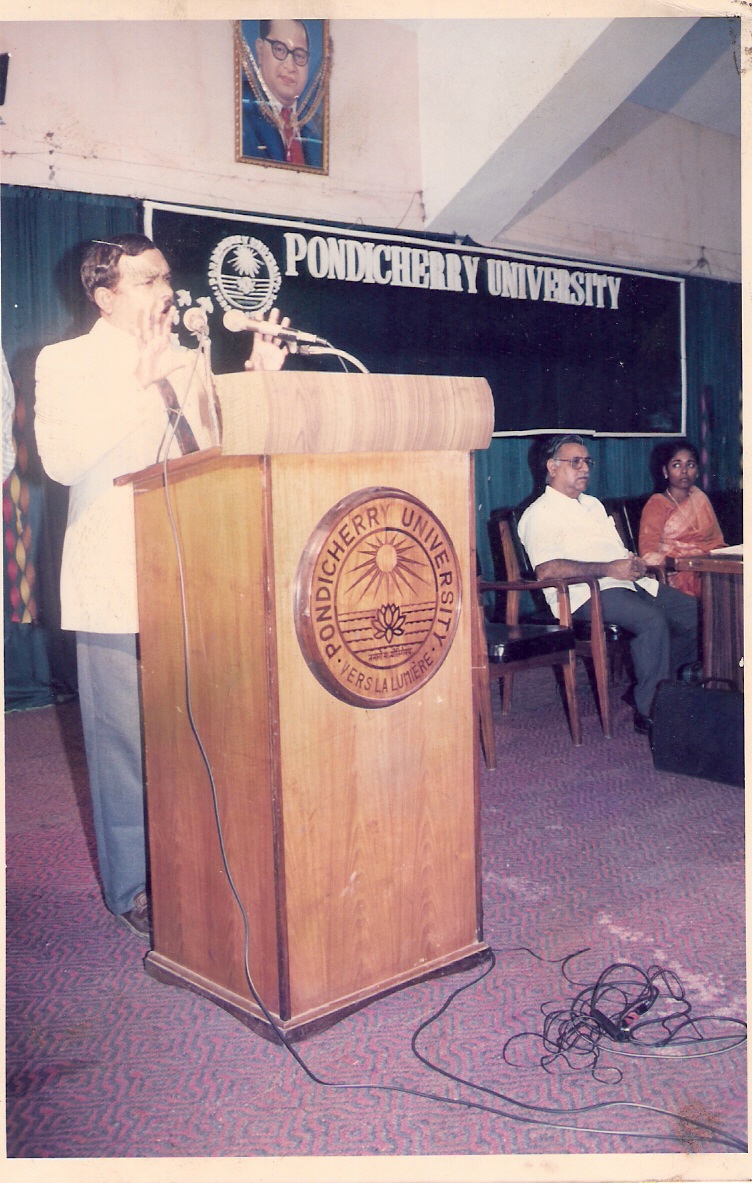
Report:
295,487,462,707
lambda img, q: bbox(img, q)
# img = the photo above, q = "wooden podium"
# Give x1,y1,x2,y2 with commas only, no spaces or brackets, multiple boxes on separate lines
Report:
128,371,494,1040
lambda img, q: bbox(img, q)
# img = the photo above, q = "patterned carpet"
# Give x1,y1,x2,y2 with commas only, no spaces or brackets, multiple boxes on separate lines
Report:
5,665,747,1178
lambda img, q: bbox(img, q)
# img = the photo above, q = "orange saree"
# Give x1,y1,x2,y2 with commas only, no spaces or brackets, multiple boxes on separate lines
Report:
638,487,725,597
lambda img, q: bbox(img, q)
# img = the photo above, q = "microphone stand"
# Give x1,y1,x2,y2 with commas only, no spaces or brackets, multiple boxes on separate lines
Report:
198,333,214,389
193,330,222,438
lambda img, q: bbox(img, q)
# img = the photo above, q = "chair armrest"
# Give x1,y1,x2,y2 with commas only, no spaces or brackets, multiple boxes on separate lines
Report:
478,575,594,627
479,578,567,594
540,575,604,629
478,573,614,641
645,565,666,583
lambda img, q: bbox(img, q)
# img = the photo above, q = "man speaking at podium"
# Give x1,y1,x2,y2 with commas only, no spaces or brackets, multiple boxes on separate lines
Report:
34,233,288,940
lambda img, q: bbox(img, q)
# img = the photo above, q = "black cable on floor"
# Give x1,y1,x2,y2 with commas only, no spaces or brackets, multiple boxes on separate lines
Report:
409,945,747,1152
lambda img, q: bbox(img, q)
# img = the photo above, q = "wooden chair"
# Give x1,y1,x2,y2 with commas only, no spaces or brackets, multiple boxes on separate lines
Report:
601,496,671,575
474,574,581,772
494,510,628,739
601,497,637,551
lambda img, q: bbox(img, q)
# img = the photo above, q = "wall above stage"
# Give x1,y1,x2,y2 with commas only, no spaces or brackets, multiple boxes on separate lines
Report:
0,18,740,280
0,20,423,234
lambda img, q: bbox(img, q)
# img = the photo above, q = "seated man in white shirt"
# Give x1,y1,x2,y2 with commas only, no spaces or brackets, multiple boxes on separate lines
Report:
518,434,698,735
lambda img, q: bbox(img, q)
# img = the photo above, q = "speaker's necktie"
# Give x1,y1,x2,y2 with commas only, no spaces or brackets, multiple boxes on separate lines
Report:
156,379,199,455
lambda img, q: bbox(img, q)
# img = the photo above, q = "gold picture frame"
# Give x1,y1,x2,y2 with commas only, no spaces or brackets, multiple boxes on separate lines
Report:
234,19,331,175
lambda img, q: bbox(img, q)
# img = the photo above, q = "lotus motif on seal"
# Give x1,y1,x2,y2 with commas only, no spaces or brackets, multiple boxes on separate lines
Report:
372,603,406,644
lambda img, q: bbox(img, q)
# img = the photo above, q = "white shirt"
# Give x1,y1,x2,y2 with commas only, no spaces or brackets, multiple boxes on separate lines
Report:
518,485,657,617
35,318,220,633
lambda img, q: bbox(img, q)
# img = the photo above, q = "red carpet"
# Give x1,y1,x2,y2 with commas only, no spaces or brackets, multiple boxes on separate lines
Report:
5,669,747,1171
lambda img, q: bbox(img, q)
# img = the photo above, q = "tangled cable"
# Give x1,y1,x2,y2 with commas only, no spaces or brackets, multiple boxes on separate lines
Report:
410,946,747,1150
503,950,747,1084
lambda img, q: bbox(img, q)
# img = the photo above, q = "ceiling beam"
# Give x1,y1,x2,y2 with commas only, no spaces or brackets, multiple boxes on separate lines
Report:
426,17,699,242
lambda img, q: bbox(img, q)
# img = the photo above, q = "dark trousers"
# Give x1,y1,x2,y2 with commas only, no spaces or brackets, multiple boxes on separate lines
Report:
574,584,697,718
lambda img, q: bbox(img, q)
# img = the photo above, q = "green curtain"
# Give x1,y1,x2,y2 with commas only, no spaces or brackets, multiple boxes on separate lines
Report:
683,276,743,492
2,185,140,708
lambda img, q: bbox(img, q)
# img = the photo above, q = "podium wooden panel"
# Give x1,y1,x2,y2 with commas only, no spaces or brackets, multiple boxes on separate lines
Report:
676,552,744,691
128,372,493,1040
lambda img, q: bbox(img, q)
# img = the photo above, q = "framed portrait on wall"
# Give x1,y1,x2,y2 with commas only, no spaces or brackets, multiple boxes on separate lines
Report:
234,19,331,174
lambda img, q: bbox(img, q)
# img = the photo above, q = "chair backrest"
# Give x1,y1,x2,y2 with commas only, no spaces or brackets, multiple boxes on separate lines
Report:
494,508,555,622
499,508,536,580
601,498,635,551
622,495,653,552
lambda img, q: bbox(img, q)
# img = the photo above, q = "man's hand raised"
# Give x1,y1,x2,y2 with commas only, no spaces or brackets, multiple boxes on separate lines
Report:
134,304,184,389
244,307,290,372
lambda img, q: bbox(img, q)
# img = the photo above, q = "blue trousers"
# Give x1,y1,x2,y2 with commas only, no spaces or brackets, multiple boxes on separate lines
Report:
574,584,698,718
76,632,146,915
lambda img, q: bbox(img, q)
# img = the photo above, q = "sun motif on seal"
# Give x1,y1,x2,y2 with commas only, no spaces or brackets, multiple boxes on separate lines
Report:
346,531,430,603
230,244,263,281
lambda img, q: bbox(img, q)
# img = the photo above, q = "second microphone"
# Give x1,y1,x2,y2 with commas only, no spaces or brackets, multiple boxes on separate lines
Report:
222,309,328,346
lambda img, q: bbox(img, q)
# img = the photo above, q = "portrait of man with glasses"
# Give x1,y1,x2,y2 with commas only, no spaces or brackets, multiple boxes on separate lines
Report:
235,19,330,172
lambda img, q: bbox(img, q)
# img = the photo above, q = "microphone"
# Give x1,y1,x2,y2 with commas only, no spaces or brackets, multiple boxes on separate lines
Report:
183,307,210,339
222,308,328,346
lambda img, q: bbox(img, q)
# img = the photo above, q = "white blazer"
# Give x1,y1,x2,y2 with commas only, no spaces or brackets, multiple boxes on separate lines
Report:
35,317,220,633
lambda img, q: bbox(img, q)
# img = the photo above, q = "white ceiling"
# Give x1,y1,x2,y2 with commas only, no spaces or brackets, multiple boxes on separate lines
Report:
627,16,740,137
396,17,740,241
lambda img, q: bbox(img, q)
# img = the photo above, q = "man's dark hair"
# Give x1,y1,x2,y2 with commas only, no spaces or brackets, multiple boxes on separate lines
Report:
80,233,156,303
258,19,310,51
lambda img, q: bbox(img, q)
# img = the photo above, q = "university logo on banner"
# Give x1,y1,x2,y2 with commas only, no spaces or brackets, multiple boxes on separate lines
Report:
207,235,282,317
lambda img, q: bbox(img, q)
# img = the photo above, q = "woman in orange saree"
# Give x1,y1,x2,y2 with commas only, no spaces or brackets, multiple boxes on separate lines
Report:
638,439,725,598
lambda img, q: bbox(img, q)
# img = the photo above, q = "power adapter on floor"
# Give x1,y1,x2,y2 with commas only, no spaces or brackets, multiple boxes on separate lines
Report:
589,1008,631,1041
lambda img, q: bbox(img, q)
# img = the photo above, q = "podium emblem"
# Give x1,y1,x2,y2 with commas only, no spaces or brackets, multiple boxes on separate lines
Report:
295,488,462,707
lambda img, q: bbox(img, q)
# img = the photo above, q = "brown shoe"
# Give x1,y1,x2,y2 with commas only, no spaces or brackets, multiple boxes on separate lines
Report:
117,890,151,941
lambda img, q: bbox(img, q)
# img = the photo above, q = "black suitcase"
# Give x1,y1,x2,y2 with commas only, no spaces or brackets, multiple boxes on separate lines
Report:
651,679,744,786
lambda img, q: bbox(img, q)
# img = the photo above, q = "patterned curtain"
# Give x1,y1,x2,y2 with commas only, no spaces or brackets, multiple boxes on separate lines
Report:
1,185,139,709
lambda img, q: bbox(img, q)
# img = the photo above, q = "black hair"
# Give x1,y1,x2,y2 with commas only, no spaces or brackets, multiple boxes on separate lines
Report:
258,19,310,52
648,437,700,490
80,233,156,303
663,437,700,467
